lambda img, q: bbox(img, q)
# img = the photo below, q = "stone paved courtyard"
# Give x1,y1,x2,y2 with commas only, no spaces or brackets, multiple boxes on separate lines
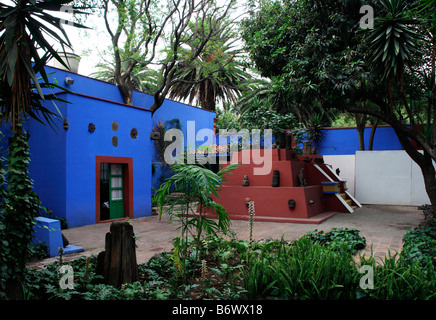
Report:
28,204,425,269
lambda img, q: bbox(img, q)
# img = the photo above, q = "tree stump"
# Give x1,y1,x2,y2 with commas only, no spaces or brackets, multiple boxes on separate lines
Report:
96,221,138,288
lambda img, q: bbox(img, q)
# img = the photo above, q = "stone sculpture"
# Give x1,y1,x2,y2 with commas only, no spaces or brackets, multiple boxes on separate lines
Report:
242,175,249,187
298,168,307,187
272,170,280,187
288,199,296,209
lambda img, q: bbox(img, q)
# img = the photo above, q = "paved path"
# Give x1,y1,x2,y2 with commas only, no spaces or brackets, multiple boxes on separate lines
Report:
27,205,425,269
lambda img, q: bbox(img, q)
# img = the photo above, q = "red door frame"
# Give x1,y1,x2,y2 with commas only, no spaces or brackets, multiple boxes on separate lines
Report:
95,156,133,223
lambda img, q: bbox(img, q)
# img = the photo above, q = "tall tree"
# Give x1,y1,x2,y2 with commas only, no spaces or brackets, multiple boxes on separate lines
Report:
102,0,174,105
242,0,436,215
168,17,250,111
151,0,237,113
101,0,237,113
91,56,158,93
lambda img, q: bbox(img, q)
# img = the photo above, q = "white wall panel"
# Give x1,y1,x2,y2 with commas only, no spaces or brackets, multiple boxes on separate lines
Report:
355,151,431,206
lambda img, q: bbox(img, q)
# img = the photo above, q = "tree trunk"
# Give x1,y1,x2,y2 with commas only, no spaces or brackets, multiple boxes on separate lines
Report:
355,113,366,150
368,119,379,151
199,80,216,111
96,221,138,288
115,76,134,105
420,152,436,218
393,126,436,218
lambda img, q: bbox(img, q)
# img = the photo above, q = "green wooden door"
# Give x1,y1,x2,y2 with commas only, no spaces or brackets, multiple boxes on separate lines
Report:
109,164,124,219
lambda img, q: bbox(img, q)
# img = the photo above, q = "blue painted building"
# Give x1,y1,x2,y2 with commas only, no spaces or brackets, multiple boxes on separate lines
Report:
8,66,216,228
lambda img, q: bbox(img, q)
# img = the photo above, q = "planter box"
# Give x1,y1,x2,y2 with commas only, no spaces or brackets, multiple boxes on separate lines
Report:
33,217,83,257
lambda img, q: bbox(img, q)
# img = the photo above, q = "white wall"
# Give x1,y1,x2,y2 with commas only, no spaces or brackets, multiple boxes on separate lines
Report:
354,150,431,206
324,155,356,196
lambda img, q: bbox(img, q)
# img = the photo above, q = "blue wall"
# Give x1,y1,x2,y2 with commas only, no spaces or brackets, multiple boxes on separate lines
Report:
27,99,67,222
64,93,152,227
44,67,154,108
26,66,154,227
151,99,216,191
152,99,216,151
23,66,217,227
316,126,404,155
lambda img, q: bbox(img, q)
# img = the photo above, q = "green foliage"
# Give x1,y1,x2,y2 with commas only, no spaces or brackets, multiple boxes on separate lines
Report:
365,0,422,80
0,128,41,295
243,237,360,299
401,227,436,267
154,161,238,279
215,108,241,131
241,0,365,115
359,250,436,300
90,58,159,94
21,226,436,300
169,15,250,111
306,228,367,255
239,97,297,135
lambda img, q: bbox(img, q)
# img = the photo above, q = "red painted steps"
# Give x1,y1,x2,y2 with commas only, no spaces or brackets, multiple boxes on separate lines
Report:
202,149,363,224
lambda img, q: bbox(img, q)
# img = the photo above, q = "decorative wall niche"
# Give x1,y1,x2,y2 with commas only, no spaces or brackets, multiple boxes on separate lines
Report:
88,123,96,133
112,136,118,147
111,121,119,131
130,128,138,139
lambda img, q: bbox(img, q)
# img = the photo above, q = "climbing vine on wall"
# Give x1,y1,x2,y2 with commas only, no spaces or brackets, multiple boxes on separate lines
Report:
0,126,41,298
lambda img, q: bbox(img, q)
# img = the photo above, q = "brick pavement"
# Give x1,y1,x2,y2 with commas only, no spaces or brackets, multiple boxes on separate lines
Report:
27,204,425,269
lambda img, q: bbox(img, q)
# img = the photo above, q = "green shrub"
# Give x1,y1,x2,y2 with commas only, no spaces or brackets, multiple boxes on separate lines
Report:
401,227,436,268
154,161,238,280
0,129,41,298
21,229,436,300
243,237,360,299
306,228,366,254
359,251,436,300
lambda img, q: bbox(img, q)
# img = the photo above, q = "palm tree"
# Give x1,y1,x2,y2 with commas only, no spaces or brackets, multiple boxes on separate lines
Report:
91,57,159,94
169,19,250,112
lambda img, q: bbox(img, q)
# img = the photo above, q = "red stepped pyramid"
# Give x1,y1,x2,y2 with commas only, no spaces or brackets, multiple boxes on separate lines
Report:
209,148,361,224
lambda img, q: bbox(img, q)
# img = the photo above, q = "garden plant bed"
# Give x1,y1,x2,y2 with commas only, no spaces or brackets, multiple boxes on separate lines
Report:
22,227,435,300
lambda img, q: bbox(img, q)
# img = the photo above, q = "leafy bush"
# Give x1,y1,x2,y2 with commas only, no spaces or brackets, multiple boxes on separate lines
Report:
306,228,366,254
401,227,436,268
